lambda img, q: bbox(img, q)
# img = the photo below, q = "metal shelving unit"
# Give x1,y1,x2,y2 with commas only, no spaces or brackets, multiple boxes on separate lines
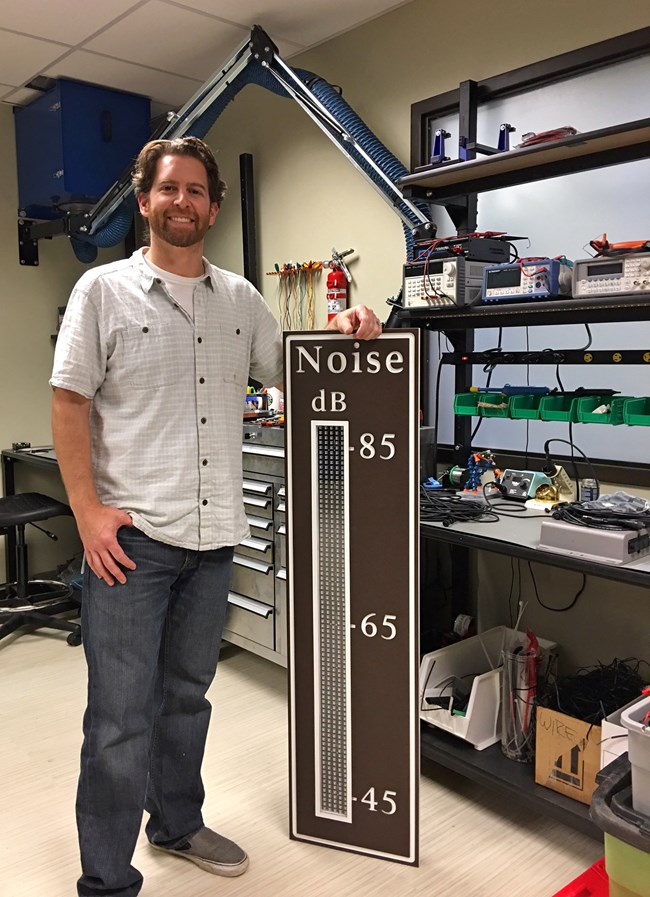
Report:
395,112,650,463
395,292,650,331
399,117,650,202
419,514,648,839
420,725,598,838
399,43,650,837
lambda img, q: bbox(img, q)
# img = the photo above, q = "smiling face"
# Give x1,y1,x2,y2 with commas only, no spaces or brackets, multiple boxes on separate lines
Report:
137,153,219,250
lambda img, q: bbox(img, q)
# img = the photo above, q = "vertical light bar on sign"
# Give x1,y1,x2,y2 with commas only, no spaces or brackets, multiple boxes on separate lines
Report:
311,420,352,823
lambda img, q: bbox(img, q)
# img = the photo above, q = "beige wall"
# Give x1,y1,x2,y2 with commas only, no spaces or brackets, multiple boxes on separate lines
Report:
199,0,650,669
203,0,650,322
2,0,649,649
0,104,123,571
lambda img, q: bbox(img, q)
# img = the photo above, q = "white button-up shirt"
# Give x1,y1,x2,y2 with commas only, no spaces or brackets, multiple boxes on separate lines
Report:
51,248,283,550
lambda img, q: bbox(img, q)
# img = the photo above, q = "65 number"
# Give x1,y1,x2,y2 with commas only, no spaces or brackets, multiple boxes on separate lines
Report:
360,613,397,640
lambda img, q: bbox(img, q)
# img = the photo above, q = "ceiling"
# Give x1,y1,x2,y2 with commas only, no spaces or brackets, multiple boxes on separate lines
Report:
0,0,413,116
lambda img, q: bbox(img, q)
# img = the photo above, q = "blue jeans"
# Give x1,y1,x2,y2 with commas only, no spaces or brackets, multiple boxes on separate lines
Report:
76,526,234,897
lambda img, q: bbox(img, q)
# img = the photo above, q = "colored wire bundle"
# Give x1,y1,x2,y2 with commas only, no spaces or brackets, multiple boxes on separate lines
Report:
270,262,321,330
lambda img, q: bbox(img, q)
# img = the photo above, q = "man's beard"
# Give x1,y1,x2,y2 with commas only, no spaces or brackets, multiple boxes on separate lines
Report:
148,211,210,248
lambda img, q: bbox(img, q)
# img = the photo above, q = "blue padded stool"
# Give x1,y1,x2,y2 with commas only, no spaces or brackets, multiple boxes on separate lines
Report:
0,492,81,646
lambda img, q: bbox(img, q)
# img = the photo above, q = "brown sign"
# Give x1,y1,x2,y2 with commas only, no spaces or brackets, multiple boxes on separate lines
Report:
284,331,419,865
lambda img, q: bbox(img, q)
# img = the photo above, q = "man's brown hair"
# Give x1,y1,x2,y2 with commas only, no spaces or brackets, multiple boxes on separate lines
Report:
132,136,227,206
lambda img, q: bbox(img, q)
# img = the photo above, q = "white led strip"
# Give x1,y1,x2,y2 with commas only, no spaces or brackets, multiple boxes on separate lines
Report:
311,421,352,822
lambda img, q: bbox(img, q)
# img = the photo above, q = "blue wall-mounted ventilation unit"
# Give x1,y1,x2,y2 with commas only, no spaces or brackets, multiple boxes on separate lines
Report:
14,78,151,220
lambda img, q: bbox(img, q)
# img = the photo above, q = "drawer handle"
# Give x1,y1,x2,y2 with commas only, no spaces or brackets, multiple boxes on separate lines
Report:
243,495,271,510
246,514,273,531
277,524,286,536
242,444,284,459
240,536,272,553
234,555,272,575
277,486,286,498
276,501,286,513
276,567,287,580
242,478,273,495
228,592,273,618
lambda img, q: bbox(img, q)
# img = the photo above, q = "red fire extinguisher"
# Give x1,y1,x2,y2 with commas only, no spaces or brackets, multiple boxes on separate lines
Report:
326,266,348,322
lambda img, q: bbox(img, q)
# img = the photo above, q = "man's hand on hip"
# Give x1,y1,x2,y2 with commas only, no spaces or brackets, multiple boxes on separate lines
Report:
76,504,137,586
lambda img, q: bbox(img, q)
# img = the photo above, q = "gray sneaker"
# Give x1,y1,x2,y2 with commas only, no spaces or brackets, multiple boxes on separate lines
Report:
150,826,249,877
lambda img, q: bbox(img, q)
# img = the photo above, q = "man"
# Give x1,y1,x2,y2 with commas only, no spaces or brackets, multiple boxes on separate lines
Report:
51,135,382,897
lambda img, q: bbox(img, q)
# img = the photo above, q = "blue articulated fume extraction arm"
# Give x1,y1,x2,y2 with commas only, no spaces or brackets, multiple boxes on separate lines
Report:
41,26,434,264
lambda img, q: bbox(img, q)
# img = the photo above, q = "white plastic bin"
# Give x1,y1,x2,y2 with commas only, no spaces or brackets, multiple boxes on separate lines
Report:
620,694,650,816
601,697,641,771
419,626,557,751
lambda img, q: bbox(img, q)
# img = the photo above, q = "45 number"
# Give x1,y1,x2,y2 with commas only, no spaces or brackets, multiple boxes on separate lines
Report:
360,787,397,815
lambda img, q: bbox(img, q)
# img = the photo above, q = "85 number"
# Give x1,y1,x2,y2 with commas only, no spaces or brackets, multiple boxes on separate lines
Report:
359,433,395,460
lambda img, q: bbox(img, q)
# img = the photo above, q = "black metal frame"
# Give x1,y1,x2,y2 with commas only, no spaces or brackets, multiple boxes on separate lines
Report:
442,349,650,366
240,153,258,289
18,213,91,267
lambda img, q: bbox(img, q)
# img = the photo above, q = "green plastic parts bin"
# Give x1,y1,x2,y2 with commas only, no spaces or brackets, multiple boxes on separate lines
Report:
453,393,650,426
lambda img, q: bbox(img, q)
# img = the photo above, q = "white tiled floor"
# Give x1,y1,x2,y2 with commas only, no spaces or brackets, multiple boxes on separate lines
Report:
1,630,602,897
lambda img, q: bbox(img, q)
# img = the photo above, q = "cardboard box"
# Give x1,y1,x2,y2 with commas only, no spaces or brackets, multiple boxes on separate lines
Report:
535,707,602,805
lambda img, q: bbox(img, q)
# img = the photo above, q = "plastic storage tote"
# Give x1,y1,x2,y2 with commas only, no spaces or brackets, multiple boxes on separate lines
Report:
620,695,650,816
590,754,650,897
601,697,643,770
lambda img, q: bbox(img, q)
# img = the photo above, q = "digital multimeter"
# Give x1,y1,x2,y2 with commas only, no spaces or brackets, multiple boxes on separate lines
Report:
481,258,573,303
572,252,650,298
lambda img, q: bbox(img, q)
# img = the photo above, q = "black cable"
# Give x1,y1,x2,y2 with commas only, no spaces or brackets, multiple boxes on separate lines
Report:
555,363,564,391
538,658,650,725
508,555,517,627
579,323,592,351
528,562,587,612
419,489,500,526
482,484,550,518
552,503,650,531
432,355,444,475
543,437,600,495
470,329,503,443
421,484,551,527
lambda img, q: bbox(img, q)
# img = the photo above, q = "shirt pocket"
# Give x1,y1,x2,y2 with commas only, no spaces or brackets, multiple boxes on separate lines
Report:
121,323,184,389
217,323,250,388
